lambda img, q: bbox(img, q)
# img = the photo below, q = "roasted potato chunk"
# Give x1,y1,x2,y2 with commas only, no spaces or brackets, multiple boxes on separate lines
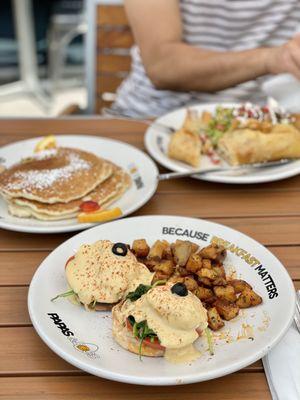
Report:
207,307,225,331
172,240,192,266
212,265,226,278
229,279,252,294
202,258,212,269
160,240,172,259
141,258,159,271
195,286,214,302
212,277,227,286
168,275,184,284
213,285,237,302
183,276,198,292
175,266,190,277
214,299,239,321
148,240,165,261
198,277,213,287
190,242,199,254
200,243,226,262
197,268,218,280
236,287,262,308
153,260,174,276
132,239,150,258
186,253,202,273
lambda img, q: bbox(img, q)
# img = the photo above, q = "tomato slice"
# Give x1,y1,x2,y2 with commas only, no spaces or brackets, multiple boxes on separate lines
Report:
126,319,133,331
143,337,165,351
79,201,100,213
196,327,203,336
126,318,165,350
65,255,75,269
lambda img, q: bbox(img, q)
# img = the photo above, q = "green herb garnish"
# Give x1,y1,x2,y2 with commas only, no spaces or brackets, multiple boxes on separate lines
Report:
127,315,135,326
51,289,75,302
126,284,151,302
90,299,97,309
206,106,234,145
126,280,166,302
205,327,214,356
130,317,159,360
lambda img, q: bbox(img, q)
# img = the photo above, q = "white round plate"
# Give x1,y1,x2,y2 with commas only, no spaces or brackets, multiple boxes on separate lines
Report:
0,135,158,233
144,103,300,184
28,215,295,386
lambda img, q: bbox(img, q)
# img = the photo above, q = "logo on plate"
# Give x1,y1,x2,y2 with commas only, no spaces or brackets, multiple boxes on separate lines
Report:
47,313,100,359
128,163,144,189
70,339,99,359
156,136,165,153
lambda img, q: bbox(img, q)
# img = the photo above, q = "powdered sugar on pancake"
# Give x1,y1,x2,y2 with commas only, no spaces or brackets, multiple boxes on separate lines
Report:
28,149,58,160
0,147,113,203
6,152,91,192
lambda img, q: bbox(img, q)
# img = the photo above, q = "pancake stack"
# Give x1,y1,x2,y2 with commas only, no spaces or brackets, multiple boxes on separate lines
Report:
0,147,131,221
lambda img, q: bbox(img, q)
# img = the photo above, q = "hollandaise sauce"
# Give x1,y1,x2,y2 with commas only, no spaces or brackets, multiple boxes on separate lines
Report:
65,240,153,305
120,284,208,364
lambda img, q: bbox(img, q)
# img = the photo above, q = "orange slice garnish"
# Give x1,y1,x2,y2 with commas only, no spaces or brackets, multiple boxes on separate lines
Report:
77,207,122,223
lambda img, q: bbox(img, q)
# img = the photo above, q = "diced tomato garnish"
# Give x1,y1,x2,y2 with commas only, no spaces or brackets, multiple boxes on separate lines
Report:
143,337,165,351
196,327,203,336
216,124,225,131
79,201,100,213
207,151,221,165
211,157,221,165
65,255,75,269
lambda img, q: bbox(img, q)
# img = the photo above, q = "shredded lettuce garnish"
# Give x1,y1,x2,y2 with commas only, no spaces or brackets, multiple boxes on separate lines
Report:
205,327,214,356
206,107,234,145
51,289,75,302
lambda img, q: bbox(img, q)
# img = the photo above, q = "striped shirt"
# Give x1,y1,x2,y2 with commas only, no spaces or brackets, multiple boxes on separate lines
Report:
111,0,300,118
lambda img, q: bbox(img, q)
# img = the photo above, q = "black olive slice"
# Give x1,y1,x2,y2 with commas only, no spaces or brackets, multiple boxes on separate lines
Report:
112,242,128,257
171,282,188,297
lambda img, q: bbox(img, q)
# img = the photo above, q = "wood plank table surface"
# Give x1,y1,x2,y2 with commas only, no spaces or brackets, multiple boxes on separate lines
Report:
0,117,298,399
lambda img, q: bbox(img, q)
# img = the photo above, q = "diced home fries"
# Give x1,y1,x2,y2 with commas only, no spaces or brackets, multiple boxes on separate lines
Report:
130,238,262,331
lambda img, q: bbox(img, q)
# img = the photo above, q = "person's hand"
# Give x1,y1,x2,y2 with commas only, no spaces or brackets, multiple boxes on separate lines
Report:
267,35,300,80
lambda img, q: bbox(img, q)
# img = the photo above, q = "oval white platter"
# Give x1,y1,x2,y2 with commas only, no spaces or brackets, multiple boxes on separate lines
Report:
144,103,300,184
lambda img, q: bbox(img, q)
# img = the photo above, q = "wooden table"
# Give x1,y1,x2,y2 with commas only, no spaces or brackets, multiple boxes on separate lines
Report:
1,117,299,399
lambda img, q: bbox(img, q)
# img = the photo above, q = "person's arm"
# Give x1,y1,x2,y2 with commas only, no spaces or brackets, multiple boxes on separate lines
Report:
125,0,300,92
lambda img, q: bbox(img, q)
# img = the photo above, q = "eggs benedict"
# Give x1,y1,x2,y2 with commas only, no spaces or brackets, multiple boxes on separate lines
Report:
52,240,153,310
112,282,208,363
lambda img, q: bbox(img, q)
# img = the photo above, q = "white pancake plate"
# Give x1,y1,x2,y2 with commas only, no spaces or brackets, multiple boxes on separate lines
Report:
0,135,158,233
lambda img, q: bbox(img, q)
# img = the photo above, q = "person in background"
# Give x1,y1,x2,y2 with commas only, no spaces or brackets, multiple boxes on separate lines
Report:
111,0,300,118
